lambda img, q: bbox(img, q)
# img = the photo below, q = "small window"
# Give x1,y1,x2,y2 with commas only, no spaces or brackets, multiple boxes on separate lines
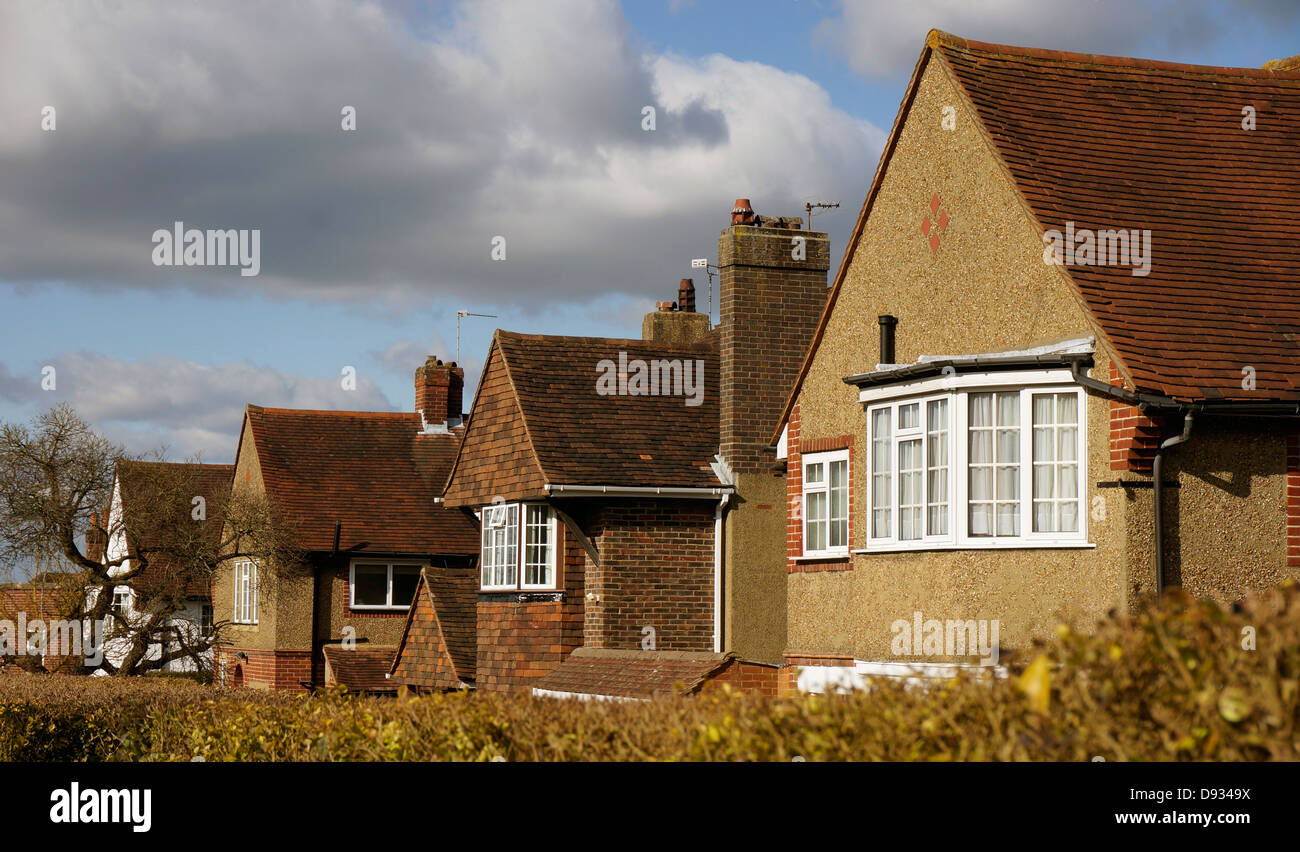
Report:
481,502,558,590
349,562,423,610
802,450,849,556
111,591,130,620
200,604,213,635
233,560,258,624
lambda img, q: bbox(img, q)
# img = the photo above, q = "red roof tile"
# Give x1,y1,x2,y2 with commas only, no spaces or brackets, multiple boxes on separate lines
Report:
464,331,721,491
244,406,478,555
773,30,1300,440
531,648,735,699
389,565,477,689
934,31,1300,403
322,644,398,693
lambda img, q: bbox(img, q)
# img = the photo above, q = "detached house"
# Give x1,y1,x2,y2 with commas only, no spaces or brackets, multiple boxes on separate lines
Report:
215,358,479,691
97,460,233,674
775,31,1300,690
425,204,832,698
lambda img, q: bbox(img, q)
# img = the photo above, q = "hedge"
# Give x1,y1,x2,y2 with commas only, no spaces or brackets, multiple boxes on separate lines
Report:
0,581,1296,761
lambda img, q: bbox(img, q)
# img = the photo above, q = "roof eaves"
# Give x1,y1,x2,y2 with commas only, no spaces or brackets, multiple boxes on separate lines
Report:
844,350,1094,388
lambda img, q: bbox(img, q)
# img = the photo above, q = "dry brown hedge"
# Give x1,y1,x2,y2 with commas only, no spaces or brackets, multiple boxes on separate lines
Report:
1,582,1297,761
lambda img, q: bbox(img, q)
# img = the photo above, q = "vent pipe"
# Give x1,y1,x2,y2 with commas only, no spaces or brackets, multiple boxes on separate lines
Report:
879,315,898,365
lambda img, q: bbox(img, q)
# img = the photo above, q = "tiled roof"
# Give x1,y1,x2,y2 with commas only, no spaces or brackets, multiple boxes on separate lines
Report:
491,331,721,489
244,406,479,555
935,31,1300,403
321,644,398,693
389,565,477,688
773,30,1300,441
531,648,735,699
117,460,233,599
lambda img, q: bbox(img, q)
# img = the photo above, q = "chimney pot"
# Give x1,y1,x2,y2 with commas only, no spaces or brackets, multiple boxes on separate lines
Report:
731,198,755,225
677,279,696,313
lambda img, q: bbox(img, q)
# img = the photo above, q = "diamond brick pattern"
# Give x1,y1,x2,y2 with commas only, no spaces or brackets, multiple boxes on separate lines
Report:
936,32,1300,403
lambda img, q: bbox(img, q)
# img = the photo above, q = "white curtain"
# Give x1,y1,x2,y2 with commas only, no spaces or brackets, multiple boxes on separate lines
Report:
829,460,848,548
927,399,948,535
871,409,891,537
899,439,922,539
1032,392,1079,533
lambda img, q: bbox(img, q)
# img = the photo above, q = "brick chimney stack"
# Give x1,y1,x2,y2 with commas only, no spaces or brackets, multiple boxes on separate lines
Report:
718,197,829,473
415,356,464,430
85,512,107,564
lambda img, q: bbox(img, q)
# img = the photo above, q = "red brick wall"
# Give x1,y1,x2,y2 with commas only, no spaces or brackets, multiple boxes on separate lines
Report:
785,408,855,573
474,531,584,693
1288,431,1299,568
702,658,779,696
585,500,715,651
785,400,804,560
215,647,312,692
779,652,854,695
1109,365,1163,472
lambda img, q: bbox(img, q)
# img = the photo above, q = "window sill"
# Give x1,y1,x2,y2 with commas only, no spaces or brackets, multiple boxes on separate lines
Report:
791,554,851,563
853,541,1096,554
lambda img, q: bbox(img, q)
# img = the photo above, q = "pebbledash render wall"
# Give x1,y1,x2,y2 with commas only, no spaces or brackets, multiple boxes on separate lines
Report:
784,53,1297,667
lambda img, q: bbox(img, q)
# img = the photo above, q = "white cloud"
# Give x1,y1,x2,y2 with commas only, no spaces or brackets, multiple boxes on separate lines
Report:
21,352,395,461
0,0,883,307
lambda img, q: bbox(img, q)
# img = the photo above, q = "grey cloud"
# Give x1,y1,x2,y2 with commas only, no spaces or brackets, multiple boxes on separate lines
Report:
0,0,875,307
815,0,1300,79
22,352,395,461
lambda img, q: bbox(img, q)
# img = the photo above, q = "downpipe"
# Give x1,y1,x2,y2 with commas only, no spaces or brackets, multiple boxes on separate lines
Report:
1153,411,1194,597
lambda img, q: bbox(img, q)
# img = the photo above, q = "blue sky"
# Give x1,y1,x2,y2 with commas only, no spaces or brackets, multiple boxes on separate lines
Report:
2,0,1297,462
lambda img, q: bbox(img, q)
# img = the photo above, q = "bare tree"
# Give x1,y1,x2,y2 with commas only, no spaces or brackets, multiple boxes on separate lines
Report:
0,404,298,675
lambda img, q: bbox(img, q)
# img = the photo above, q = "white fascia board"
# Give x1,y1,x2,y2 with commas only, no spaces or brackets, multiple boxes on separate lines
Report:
857,368,1077,405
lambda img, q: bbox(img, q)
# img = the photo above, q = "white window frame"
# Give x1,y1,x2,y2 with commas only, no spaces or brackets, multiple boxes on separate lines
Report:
349,560,424,611
480,502,559,591
233,559,258,624
866,395,955,549
861,372,1089,553
801,449,850,557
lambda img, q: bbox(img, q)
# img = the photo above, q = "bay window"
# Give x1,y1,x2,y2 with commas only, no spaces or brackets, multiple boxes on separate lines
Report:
481,502,558,590
802,450,849,556
865,381,1086,550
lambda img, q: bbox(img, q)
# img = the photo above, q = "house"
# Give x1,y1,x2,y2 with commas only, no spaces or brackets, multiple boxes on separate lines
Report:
95,460,233,675
0,576,79,672
214,358,479,691
427,202,829,697
773,30,1300,691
